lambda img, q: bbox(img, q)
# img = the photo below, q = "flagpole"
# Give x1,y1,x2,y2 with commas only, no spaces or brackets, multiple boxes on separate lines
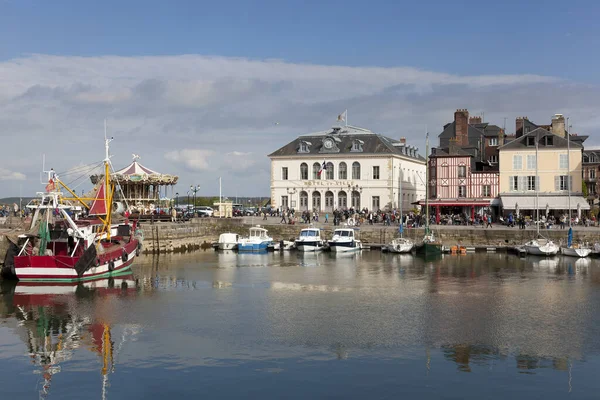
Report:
345,109,348,127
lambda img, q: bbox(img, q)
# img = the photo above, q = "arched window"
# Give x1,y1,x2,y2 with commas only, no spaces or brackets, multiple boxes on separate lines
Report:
351,190,361,208
299,191,308,210
300,163,308,180
339,162,347,180
326,162,334,180
325,191,334,211
313,162,321,180
352,162,361,180
338,190,347,209
312,191,321,210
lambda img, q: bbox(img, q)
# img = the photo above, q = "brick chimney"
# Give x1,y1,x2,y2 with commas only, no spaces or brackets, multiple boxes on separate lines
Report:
454,109,469,146
448,137,460,155
551,114,565,137
515,116,527,138
469,116,482,124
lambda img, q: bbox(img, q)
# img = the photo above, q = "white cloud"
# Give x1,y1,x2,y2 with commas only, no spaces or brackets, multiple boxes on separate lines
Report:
0,53,598,197
0,168,26,181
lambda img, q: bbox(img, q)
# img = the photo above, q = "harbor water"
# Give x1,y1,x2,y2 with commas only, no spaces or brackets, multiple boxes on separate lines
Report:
1,251,600,399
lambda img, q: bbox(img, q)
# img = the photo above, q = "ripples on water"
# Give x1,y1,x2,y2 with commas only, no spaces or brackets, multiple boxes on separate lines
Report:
1,251,600,399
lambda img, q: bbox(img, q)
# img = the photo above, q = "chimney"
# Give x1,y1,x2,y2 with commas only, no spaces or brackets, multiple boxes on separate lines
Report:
454,109,469,146
551,114,565,138
448,137,460,155
399,137,406,144
469,116,482,124
515,116,527,138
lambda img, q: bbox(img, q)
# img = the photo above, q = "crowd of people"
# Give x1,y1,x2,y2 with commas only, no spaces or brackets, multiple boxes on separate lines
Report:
0,203,26,218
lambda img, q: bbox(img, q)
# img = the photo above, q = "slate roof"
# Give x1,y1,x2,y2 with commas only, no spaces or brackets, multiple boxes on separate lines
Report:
268,125,426,161
516,118,588,145
438,121,503,148
497,127,583,150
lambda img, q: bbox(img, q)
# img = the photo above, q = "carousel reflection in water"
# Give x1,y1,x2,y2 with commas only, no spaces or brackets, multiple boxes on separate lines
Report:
0,276,141,399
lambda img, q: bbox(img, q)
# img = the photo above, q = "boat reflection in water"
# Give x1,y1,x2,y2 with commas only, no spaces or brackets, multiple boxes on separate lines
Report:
1,275,140,399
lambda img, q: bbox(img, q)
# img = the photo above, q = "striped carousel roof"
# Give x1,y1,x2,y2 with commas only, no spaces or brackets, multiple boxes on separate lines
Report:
114,161,160,176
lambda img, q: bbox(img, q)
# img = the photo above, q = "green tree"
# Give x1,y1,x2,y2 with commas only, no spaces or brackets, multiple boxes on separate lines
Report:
582,181,589,197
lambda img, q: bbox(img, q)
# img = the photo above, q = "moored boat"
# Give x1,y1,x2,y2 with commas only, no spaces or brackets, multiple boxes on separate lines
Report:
385,237,414,253
524,239,559,256
217,233,239,250
560,227,591,258
328,228,361,253
415,231,443,256
1,136,141,282
295,227,325,252
237,226,273,252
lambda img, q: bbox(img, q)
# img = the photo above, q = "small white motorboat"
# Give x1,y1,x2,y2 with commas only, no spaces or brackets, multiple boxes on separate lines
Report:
560,245,592,258
385,237,414,253
271,240,295,251
294,227,325,252
217,232,239,250
237,226,273,252
328,228,361,253
524,239,559,256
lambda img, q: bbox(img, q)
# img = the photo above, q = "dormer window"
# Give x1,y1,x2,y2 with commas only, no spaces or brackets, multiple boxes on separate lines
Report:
298,140,312,153
545,136,554,146
351,139,364,152
526,136,535,147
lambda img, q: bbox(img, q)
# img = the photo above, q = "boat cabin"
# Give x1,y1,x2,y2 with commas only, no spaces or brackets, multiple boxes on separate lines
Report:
299,228,321,238
333,229,354,238
249,227,270,240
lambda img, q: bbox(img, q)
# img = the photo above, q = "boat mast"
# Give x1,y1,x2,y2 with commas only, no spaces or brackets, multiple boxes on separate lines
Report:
535,129,539,236
399,161,403,237
425,131,430,234
104,120,114,240
567,117,571,227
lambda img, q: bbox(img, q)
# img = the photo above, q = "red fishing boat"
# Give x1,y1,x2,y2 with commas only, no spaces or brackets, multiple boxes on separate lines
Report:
1,137,142,282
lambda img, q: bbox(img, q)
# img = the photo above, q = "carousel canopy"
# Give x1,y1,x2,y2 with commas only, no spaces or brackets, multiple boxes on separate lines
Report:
90,156,179,185
115,161,161,176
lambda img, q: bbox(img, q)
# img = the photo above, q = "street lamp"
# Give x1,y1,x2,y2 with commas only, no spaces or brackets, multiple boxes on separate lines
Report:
176,192,179,208
190,185,200,211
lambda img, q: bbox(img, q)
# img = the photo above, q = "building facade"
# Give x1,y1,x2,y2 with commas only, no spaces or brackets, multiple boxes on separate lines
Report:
498,127,589,216
582,147,600,209
268,125,426,213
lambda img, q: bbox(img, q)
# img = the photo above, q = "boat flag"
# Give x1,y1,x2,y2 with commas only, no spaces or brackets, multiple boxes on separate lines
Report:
318,161,327,177
337,110,347,124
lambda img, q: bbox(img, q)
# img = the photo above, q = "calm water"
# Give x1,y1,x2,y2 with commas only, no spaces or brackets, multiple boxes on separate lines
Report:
1,251,600,399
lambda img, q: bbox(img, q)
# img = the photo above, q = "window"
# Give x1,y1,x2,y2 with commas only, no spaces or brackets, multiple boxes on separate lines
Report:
590,185,597,195
524,126,530,134
300,163,308,180
489,155,498,164
526,136,535,146
299,141,310,153
299,191,308,209
510,176,518,191
458,165,466,178
313,162,321,180
458,186,466,197
559,154,568,169
326,162,334,180
482,185,491,197
372,196,380,210
352,162,361,180
282,167,288,180
488,137,498,146
590,169,596,180
351,140,363,152
545,136,554,146
513,155,523,170
591,154,597,163
527,176,537,191
373,166,380,180
527,155,536,170
338,162,347,179
557,175,571,191
281,196,289,209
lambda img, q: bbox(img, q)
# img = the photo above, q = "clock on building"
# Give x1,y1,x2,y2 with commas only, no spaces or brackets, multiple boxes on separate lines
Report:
323,138,333,149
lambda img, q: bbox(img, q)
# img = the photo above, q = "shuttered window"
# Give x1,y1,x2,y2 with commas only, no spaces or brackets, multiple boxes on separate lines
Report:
513,155,522,170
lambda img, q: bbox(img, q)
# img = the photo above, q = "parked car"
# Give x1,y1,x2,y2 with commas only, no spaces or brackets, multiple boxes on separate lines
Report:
196,206,213,217
244,207,258,216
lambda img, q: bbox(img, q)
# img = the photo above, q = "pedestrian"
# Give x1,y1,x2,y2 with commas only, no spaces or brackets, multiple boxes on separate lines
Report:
280,212,287,224
486,214,492,228
325,213,329,223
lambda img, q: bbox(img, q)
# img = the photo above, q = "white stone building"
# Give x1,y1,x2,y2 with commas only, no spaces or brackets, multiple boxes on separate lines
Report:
268,125,426,212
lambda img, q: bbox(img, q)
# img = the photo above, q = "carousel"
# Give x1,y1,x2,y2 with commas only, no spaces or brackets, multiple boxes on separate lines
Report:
91,155,178,214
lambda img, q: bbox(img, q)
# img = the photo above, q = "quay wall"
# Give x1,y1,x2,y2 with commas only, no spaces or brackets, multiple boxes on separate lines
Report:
139,219,599,253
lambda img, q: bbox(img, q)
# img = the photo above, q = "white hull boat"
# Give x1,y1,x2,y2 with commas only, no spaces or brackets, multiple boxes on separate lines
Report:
560,246,592,258
524,239,559,256
217,233,239,251
272,240,295,251
237,226,273,252
328,228,361,253
385,237,414,253
295,227,325,252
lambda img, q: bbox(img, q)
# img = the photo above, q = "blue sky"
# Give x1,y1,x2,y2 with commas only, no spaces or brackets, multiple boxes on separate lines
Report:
0,0,599,197
2,0,598,81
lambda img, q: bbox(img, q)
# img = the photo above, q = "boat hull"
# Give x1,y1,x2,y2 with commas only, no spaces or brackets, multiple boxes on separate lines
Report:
217,242,238,251
328,240,361,253
524,245,559,256
12,240,139,282
386,239,414,254
237,241,271,252
560,247,592,258
415,242,442,256
295,240,325,252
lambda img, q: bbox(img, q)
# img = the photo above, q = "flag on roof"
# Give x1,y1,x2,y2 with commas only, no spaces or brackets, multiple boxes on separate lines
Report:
337,110,347,122
318,161,326,176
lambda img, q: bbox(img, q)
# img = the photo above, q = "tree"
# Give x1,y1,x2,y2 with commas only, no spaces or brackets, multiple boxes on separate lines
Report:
582,181,589,197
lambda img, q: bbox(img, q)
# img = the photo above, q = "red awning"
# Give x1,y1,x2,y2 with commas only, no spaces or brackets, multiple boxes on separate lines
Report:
415,200,492,207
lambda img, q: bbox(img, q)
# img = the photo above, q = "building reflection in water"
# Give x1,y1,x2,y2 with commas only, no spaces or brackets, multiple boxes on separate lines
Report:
0,275,140,399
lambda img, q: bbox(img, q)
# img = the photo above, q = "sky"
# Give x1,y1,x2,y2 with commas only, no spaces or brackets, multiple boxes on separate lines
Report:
0,0,599,197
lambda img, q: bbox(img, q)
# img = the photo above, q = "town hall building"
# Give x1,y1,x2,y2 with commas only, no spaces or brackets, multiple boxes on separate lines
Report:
268,125,426,213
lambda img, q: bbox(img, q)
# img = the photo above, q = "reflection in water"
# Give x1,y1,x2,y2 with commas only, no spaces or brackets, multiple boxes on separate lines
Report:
1,251,600,398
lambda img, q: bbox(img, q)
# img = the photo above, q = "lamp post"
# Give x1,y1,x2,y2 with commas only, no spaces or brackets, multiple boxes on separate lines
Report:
187,189,191,211
176,192,179,208
190,185,200,212
286,187,297,211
